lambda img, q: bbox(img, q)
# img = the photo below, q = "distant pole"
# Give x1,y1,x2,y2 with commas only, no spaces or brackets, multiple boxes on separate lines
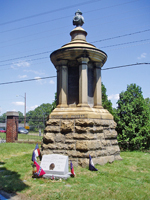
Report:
24,93,26,128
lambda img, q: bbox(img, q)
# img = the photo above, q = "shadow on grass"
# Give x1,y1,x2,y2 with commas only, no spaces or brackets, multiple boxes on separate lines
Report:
0,162,29,196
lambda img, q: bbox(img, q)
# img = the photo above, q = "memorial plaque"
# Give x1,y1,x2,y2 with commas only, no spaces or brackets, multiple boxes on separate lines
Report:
41,154,70,179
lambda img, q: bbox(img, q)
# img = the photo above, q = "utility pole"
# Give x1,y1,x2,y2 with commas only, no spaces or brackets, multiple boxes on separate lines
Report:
24,92,26,128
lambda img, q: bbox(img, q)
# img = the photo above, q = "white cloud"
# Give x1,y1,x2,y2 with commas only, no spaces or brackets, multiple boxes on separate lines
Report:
29,105,39,111
108,94,119,100
12,101,24,106
24,69,45,75
34,76,46,85
49,80,55,84
18,75,27,79
34,76,41,81
137,53,147,59
11,61,30,69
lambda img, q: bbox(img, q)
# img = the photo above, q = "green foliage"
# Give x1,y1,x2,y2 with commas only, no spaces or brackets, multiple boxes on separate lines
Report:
26,103,53,131
114,83,150,150
26,93,57,131
102,83,114,115
0,113,6,123
51,92,57,111
145,98,150,119
18,111,24,123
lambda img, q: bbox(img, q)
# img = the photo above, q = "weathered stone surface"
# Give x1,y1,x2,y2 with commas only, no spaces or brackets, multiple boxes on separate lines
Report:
96,150,107,157
105,140,111,146
107,146,120,155
44,143,75,150
52,150,66,154
67,150,97,158
100,120,110,127
78,158,89,167
111,140,118,145
97,133,104,139
75,126,87,133
114,154,123,160
92,155,115,165
65,139,76,144
66,150,77,157
42,113,122,167
65,133,73,139
41,149,53,156
55,133,65,143
72,133,97,140
109,121,117,129
89,126,103,133
46,119,60,126
43,133,55,144
101,140,106,146
45,126,60,133
61,120,74,133
104,130,117,139
93,119,102,126
68,158,78,167
76,140,102,151
75,119,94,126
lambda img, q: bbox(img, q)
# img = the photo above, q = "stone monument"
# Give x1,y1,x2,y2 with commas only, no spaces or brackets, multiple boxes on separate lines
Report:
41,10,122,167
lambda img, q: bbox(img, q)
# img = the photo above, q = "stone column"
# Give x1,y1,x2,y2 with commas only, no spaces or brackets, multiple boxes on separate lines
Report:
77,57,90,107
6,111,19,143
57,61,68,108
94,63,103,109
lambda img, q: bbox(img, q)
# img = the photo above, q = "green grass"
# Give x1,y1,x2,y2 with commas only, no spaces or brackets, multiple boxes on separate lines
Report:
18,133,43,142
0,132,6,139
0,143,150,200
0,132,43,142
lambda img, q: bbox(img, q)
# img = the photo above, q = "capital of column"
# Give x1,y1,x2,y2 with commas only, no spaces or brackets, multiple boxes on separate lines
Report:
77,57,89,64
94,62,102,68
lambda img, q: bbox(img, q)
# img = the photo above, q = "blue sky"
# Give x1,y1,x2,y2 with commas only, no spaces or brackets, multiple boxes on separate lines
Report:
0,0,150,115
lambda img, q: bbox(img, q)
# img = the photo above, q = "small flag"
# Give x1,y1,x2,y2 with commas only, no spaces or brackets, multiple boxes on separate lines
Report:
34,160,46,177
70,161,75,177
31,143,41,162
89,155,98,171
31,150,36,162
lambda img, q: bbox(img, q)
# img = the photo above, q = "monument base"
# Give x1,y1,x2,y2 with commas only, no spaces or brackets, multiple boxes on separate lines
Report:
41,107,122,167
43,173,71,180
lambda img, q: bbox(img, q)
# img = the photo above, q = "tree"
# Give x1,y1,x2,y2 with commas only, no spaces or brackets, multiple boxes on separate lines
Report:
18,111,24,123
51,92,57,111
26,103,53,131
0,113,6,123
145,98,150,119
114,83,150,150
102,83,114,115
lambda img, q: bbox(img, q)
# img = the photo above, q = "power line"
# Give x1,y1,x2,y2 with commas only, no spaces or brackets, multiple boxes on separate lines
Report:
0,76,57,86
0,63,149,85
0,52,51,63
91,28,150,44
0,37,149,65
0,0,139,33
102,63,150,70
0,0,102,26
100,38,150,49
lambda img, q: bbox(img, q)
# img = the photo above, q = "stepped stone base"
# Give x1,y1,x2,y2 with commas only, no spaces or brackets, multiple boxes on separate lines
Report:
41,108,122,167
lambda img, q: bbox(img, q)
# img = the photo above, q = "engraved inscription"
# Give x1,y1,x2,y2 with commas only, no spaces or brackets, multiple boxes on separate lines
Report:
51,114,87,119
